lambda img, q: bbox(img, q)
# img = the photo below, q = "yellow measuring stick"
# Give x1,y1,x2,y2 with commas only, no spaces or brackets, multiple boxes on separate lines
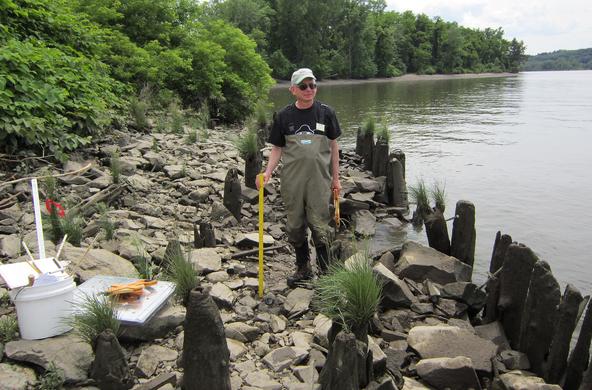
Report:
258,174,265,298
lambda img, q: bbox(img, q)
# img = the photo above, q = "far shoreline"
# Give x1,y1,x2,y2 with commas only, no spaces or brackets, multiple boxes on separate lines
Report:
271,72,517,88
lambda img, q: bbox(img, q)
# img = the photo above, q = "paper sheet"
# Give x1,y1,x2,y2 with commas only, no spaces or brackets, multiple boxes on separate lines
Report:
0,258,65,289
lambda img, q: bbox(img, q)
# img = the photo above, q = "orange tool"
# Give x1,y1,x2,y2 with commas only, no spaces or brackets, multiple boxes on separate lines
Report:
333,188,340,228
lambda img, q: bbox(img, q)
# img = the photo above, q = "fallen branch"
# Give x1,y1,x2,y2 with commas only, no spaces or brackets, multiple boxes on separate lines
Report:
0,163,93,188
71,183,126,217
229,244,287,259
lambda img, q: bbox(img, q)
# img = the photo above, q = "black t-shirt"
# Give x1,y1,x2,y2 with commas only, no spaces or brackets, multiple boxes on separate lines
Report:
268,101,341,147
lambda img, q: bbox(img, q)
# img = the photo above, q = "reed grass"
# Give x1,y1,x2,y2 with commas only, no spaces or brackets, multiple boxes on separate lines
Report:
430,181,447,212
376,121,390,143
163,245,198,306
409,179,430,218
313,253,381,333
62,210,83,246
110,151,121,185
362,117,376,135
235,127,259,159
67,294,120,347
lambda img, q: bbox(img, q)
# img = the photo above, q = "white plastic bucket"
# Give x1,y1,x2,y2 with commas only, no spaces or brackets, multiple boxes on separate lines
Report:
10,276,76,340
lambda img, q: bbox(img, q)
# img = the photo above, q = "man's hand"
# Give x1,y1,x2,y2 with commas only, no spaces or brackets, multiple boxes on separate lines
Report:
332,177,341,192
256,171,272,190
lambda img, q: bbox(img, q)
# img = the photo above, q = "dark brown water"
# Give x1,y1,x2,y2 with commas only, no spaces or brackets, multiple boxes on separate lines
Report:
269,71,592,296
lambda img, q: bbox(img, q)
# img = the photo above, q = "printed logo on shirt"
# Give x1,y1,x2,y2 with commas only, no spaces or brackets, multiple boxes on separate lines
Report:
295,125,315,135
300,139,312,145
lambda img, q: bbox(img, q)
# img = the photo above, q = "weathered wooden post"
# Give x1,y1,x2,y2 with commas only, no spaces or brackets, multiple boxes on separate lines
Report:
372,138,389,178
450,200,476,270
361,130,374,172
182,288,231,390
391,149,406,179
498,243,537,349
244,151,262,190
91,329,134,390
564,300,592,390
579,360,592,390
194,222,216,248
320,331,371,390
223,168,242,221
356,126,364,156
483,232,513,323
545,284,584,385
518,260,561,376
386,156,407,208
424,209,451,255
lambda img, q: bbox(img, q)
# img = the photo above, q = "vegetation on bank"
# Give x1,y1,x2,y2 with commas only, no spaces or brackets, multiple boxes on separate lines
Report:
522,48,592,71
1,0,526,159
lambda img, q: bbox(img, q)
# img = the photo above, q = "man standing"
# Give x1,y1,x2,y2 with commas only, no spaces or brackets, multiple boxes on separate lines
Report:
258,68,342,287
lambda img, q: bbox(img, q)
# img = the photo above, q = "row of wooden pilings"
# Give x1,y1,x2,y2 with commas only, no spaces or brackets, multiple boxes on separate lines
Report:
356,125,592,389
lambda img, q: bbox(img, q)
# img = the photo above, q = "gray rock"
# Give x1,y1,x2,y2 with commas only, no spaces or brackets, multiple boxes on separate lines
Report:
225,322,261,342
352,210,377,236
373,263,417,309
135,345,178,378
0,363,37,390
164,165,185,179
189,188,211,203
291,331,313,350
210,282,236,308
401,376,433,389
262,346,309,372
0,234,21,258
500,350,531,371
313,314,332,348
206,270,230,283
270,314,287,333
441,282,487,313
127,174,153,191
120,305,185,342
353,177,381,192
369,336,387,377
416,356,482,390
235,233,275,247
284,288,314,316
140,215,167,229
244,371,282,389
293,364,319,383
189,248,222,274
474,321,510,352
142,151,165,170
407,325,497,373
227,338,247,361
65,247,138,282
491,370,561,390
5,333,93,383
394,241,472,284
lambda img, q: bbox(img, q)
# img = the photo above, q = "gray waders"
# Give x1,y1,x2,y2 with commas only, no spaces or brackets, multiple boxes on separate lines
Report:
281,133,333,285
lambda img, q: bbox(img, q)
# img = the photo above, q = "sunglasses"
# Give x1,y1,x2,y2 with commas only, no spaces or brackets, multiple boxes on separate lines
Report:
297,82,317,91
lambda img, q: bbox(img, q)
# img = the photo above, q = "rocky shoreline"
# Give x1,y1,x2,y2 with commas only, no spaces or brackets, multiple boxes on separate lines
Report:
0,126,590,389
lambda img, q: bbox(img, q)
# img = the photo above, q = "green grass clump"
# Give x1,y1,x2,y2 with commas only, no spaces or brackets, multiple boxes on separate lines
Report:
430,181,447,212
0,315,18,343
62,210,83,246
163,244,198,306
96,203,115,240
36,362,65,390
235,127,259,159
314,255,381,335
254,101,269,129
110,151,121,185
409,179,430,219
169,102,185,133
376,121,390,143
129,97,149,129
130,235,159,280
362,117,376,135
67,294,120,348
185,129,198,144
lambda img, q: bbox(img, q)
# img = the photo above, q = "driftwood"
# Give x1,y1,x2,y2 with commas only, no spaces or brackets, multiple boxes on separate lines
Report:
229,244,287,259
134,373,176,390
0,163,92,188
72,184,126,217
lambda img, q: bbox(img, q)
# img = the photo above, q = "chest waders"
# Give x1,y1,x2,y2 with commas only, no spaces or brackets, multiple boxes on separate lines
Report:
281,132,333,255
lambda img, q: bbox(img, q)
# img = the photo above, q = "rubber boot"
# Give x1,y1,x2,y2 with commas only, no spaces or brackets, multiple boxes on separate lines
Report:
316,245,330,274
287,242,313,288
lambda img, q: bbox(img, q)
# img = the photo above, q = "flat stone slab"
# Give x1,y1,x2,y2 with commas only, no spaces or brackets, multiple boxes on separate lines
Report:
284,288,314,316
407,325,497,373
394,241,471,284
262,346,309,372
416,356,481,390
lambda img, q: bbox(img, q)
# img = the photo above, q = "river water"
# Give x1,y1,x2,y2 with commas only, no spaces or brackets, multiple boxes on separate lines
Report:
268,71,592,296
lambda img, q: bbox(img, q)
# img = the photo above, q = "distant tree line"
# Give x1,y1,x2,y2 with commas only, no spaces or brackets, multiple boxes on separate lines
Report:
1,0,526,157
522,48,592,71
208,0,527,79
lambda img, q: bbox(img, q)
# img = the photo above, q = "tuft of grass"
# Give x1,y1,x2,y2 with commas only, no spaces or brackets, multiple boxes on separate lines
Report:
62,210,83,247
163,244,198,306
110,151,121,185
0,315,18,343
36,362,65,390
169,102,184,133
129,97,149,129
361,117,376,136
130,235,159,280
151,136,160,151
235,127,259,159
430,181,446,213
67,294,120,348
42,174,58,200
96,203,115,240
409,179,430,219
376,121,390,143
185,129,198,144
313,254,381,334
254,101,268,129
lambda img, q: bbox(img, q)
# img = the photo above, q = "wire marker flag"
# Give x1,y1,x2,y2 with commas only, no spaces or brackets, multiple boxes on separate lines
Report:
258,174,265,298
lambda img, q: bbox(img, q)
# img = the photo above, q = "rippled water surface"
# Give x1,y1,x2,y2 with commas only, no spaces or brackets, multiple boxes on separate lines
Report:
269,71,592,294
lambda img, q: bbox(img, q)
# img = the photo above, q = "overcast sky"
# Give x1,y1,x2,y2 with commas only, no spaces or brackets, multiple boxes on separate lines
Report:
385,0,592,55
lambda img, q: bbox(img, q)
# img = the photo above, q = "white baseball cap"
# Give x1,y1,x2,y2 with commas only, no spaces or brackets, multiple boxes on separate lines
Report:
291,68,316,85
